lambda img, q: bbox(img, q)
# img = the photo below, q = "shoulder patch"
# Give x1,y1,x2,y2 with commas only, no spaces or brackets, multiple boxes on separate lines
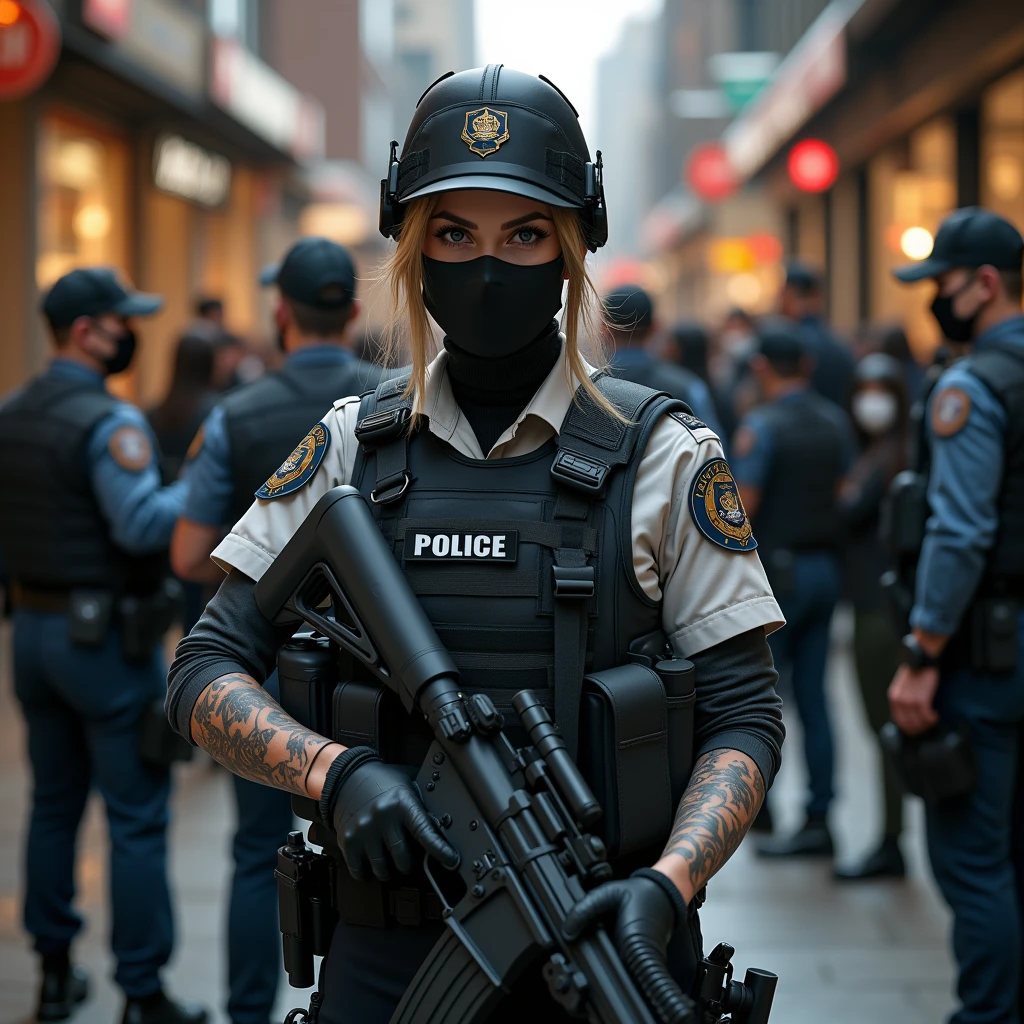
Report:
689,457,757,552
185,424,204,462
670,410,708,434
932,387,971,438
256,422,330,500
108,425,152,472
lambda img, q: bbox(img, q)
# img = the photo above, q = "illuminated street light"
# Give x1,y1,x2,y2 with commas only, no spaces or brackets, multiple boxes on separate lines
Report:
900,226,934,261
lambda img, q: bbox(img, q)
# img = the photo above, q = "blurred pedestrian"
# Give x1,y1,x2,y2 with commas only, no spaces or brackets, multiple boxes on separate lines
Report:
780,262,855,408
731,319,855,857
877,323,926,404
833,353,909,881
0,269,206,1024
194,296,224,329
171,237,381,1024
711,307,760,439
146,332,217,483
889,207,1024,1024
602,284,724,436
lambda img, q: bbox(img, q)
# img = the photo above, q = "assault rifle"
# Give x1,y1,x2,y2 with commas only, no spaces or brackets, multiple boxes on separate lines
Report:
255,486,776,1024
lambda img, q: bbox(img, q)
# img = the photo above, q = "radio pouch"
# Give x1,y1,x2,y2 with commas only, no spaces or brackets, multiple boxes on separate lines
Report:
880,470,928,558
970,598,1018,673
578,664,674,859
68,589,114,648
880,721,976,804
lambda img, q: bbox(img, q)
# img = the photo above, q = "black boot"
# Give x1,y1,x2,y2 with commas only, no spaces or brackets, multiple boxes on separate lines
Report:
834,837,906,881
121,992,208,1024
37,952,89,1021
756,814,834,858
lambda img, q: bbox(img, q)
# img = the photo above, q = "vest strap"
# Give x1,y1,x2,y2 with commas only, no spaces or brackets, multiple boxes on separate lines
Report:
405,569,540,598
357,375,415,506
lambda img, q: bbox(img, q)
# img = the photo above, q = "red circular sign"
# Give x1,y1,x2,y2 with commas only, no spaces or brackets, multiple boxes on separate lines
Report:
0,0,61,100
686,142,737,203
788,139,839,193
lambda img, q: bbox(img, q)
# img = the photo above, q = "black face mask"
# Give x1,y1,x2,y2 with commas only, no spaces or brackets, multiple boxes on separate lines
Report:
931,274,981,343
99,327,137,375
422,254,565,358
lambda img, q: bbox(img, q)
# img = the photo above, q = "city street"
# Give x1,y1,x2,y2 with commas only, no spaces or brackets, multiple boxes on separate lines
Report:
0,612,956,1024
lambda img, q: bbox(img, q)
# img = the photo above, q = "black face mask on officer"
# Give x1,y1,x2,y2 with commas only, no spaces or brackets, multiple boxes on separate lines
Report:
92,321,138,375
422,254,565,358
931,272,984,343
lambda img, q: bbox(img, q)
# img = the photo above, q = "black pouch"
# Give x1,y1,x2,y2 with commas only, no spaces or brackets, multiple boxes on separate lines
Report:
578,664,674,859
654,658,696,808
68,589,114,648
880,470,928,559
119,579,182,661
138,697,194,768
970,598,1018,673
880,721,976,804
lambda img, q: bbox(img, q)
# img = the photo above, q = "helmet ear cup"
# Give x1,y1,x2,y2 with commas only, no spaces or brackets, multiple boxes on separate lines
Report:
379,141,403,240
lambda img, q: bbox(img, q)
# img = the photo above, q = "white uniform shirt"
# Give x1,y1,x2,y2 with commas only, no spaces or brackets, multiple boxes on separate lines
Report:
213,344,784,658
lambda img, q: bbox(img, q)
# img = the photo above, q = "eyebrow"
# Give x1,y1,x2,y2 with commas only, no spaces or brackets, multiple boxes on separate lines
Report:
501,212,553,229
430,210,554,230
431,210,477,228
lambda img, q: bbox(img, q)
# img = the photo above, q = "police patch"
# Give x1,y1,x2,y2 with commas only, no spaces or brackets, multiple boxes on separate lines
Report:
932,386,971,437
461,106,509,158
256,423,330,500
405,529,518,562
109,425,152,472
689,457,756,551
670,411,708,433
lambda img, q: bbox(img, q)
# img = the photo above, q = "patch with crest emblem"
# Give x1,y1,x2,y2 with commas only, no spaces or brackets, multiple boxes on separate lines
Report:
256,423,330,500
461,106,510,158
689,457,756,551
931,386,971,438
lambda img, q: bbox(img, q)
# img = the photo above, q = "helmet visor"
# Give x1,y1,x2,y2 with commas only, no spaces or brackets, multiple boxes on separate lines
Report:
403,174,582,209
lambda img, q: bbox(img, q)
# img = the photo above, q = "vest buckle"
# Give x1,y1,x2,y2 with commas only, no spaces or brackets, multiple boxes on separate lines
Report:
552,565,595,600
551,449,609,496
355,406,411,448
370,470,411,505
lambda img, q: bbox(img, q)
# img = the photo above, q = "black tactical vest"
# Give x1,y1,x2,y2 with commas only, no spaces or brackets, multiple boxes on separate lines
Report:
966,338,1024,586
608,357,704,409
350,372,685,756
0,374,165,593
750,391,846,555
221,356,381,523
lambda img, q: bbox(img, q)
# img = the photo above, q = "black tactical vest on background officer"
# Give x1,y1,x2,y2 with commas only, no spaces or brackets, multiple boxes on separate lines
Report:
0,375,165,595
753,391,846,561
222,359,380,523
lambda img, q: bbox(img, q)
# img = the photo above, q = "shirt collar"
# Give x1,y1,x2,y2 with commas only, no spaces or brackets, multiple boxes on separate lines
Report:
284,343,353,367
975,314,1024,351
48,358,105,387
415,336,589,458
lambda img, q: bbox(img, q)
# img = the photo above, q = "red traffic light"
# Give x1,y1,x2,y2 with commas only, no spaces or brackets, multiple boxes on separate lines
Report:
788,139,839,193
686,142,738,203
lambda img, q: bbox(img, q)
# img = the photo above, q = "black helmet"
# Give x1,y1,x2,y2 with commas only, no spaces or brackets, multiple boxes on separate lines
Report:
379,64,608,251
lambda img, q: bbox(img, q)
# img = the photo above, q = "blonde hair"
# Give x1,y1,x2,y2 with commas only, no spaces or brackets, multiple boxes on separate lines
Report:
379,195,626,423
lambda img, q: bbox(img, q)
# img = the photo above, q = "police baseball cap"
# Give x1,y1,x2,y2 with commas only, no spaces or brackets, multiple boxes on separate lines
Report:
603,285,654,333
757,318,807,366
893,207,1024,282
42,268,163,328
260,236,356,309
784,261,823,292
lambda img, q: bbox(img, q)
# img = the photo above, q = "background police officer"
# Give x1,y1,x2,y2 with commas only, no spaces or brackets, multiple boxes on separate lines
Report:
731,322,855,857
0,269,206,1024
889,207,1024,1024
601,283,724,436
170,237,379,1024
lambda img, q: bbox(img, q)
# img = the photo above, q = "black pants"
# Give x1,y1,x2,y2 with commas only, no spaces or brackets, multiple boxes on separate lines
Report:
317,911,704,1024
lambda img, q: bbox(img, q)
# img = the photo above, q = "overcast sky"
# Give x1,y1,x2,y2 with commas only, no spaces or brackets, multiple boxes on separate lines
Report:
474,0,664,142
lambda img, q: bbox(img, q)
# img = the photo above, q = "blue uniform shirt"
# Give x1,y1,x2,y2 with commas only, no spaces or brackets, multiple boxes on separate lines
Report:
730,385,856,490
911,314,1024,636
608,347,725,438
47,359,187,553
183,344,355,527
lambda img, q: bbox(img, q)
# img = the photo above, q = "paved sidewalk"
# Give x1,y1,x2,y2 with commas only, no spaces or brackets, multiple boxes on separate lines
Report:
0,613,955,1023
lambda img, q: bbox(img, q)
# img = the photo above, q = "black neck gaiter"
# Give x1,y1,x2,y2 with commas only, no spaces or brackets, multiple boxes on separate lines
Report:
445,320,562,455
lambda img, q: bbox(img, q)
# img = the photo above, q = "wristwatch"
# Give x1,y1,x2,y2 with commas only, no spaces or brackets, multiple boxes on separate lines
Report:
900,633,941,670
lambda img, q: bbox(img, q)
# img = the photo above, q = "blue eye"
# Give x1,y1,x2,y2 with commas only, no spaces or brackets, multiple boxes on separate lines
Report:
432,224,469,247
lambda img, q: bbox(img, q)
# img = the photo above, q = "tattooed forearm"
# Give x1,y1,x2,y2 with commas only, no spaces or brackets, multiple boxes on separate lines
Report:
658,749,765,898
191,672,340,796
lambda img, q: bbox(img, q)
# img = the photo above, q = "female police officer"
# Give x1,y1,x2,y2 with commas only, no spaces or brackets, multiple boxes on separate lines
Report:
167,66,785,1023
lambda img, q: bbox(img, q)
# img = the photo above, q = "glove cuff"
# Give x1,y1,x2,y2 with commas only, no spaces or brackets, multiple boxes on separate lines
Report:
632,867,690,929
318,745,380,822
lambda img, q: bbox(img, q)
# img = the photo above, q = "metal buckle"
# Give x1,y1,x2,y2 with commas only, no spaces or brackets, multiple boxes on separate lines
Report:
355,405,411,448
370,471,411,505
552,565,595,600
550,449,609,495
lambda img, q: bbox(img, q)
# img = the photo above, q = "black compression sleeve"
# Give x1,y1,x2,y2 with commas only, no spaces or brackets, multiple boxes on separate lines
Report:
165,568,299,742
688,627,785,790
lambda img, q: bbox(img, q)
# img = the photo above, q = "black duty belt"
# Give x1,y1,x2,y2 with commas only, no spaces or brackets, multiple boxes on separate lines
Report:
333,853,446,929
9,583,72,613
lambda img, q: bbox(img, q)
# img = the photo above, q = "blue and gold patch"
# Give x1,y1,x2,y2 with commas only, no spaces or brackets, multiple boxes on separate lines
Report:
255,422,330,500
689,457,756,551
461,106,509,158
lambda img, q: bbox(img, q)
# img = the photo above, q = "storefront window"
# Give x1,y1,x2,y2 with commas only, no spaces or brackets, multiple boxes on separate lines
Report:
869,117,957,358
36,114,130,290
982,67,1024,234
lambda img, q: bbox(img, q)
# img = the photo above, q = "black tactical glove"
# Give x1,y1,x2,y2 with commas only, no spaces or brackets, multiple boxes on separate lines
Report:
318,746,460,882
563,868,694,1024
